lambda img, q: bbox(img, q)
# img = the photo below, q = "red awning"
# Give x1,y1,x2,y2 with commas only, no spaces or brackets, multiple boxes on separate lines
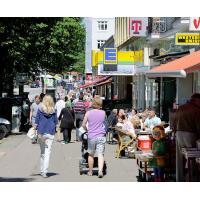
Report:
96,79,112,86
79,81,95,89
79,76,111,89
146,50,200,78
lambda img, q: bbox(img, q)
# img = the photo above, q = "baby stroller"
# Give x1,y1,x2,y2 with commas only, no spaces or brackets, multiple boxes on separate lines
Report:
79,132,107,175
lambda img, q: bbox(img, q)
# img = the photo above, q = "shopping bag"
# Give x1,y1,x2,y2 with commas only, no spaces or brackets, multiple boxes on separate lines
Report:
78,126,87,139
27,127,37,140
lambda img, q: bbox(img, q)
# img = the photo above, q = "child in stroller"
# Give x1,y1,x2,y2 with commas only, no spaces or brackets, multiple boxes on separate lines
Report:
79,132,107,176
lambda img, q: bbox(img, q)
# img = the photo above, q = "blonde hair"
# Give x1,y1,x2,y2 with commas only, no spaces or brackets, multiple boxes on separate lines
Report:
92,96,102,109
41,95,55,114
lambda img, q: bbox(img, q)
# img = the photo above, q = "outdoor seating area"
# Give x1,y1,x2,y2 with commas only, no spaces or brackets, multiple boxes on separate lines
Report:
105,107,178,181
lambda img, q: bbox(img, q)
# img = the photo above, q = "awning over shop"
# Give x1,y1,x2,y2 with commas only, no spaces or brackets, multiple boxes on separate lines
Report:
96,78,112,86
146,50,200,78
79,81,95,89
79,76,111,89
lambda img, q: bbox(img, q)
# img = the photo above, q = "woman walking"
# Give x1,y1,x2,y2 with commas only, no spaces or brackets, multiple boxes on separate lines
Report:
58,104,75,144
82,96,106,178
35,95,58,178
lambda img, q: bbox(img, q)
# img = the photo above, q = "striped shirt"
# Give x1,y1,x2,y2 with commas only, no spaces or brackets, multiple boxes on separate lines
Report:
73,100,86,114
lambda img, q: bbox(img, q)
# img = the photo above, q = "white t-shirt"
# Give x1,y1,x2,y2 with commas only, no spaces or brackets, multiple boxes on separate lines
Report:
55,99,65,118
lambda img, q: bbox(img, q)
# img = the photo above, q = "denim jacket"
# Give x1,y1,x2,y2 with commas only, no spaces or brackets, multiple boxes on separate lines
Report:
35,109,58,135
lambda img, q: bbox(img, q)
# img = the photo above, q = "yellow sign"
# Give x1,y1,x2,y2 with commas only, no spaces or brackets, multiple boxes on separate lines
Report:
175,33,200,45
92,50,143,67
104,48,118,65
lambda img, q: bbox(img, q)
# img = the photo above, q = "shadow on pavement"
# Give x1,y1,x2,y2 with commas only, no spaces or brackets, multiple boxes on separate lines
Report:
0,177,34,182
47,172,59,177
31,172,59,177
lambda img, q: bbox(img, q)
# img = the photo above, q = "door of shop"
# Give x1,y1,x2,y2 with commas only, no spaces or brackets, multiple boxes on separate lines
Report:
162,78,176,122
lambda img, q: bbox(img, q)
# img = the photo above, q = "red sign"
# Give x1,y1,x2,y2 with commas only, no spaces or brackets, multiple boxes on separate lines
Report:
194,18,200,29
190,17,200,31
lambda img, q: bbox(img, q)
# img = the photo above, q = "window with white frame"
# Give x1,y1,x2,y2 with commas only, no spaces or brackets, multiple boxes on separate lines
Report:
98,21,108,31
97,40,105,49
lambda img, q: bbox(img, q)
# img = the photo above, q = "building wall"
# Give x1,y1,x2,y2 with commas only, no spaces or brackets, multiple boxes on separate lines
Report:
177,74,193,105
85,18,115,74
114,17,129,48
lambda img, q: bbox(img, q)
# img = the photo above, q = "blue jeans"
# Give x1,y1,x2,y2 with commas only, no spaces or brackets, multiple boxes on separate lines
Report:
154,168,164,180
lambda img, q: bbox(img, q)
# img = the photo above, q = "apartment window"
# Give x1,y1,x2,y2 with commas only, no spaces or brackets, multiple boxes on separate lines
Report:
97,40,105,49
98,21,108,31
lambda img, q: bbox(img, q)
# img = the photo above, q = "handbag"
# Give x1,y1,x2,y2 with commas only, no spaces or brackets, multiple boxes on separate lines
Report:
27,127,37,140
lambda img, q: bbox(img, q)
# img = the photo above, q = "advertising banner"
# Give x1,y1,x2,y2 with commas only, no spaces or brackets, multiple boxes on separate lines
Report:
175,33,200,45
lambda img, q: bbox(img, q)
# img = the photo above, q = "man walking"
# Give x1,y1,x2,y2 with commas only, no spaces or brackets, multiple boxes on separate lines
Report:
55,96,65,142
73,93,86,141
174,93,200,181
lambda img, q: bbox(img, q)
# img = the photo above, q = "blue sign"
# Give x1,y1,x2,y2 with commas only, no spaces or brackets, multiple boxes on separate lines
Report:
104,48,118,65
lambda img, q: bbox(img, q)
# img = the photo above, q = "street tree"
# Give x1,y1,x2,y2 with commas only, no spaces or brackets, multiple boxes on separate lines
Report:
0,17,85,96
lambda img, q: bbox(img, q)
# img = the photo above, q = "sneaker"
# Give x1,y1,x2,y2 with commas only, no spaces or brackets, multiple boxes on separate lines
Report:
61,141,68,144
41,173,48,178
98,171,103,178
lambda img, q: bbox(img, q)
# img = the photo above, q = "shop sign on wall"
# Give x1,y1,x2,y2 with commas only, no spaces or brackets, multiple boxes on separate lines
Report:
190,17,200,31
129,17,148,37
175,33,200,45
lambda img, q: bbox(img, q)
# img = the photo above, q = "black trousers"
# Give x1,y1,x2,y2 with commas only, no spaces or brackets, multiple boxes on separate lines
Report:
63,129,72,143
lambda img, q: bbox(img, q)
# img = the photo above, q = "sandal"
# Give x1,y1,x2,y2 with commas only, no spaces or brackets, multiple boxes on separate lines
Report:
87,171,93,176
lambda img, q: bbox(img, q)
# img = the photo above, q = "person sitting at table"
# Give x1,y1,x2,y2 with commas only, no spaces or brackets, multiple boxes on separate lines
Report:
116,115,136,157
128,108,141,129
144,109,161,130
117,109,126,121
116,115,136,139
122,117,137,139
107,109,118,142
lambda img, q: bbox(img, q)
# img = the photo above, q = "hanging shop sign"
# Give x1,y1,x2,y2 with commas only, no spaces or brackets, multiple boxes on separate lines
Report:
189,17,200,31
92,49,143,76
175,33,200,45
129,17,148,37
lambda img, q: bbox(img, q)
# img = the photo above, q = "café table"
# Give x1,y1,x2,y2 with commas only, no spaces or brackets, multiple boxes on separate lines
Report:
181,148,200,181
135,151,154,181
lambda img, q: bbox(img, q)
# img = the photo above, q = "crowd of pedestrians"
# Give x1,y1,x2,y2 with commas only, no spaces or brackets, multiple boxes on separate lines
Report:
28,89,200,181
28,90,164,178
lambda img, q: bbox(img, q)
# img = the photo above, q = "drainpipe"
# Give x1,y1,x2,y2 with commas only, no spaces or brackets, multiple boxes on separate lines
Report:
176,78,179,106
160,77,163,119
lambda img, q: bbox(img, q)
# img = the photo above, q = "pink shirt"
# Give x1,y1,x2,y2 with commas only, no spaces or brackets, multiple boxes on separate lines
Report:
87,109,106,139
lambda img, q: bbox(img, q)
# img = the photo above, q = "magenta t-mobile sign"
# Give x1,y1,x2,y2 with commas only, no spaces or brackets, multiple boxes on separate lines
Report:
129,17,148,37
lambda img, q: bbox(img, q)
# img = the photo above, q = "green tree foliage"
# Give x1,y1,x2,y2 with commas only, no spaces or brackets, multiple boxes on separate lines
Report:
0,17,85,95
